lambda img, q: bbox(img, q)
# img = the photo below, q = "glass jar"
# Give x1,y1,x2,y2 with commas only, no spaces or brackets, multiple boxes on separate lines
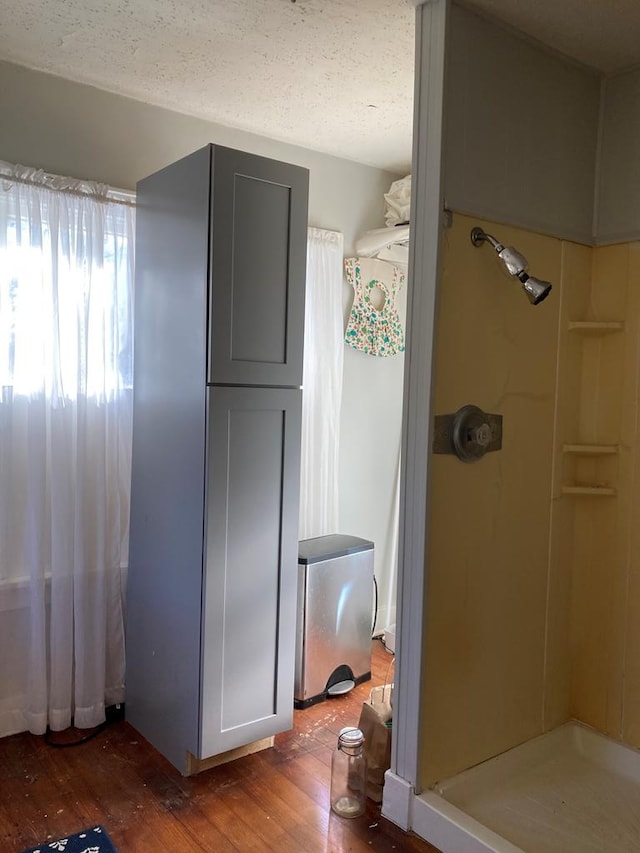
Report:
330,726,367,818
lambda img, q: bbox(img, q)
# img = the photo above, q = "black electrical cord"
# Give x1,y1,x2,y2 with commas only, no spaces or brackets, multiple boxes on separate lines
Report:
44,704,124,748
372,574,379,638
45,721,109,748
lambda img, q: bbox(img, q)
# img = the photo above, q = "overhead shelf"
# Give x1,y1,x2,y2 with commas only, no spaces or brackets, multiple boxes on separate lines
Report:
568,321,624,335
562,444,619,456
561,484,616,497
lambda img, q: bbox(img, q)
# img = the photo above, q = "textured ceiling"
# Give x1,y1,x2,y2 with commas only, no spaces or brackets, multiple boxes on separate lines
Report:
2,0,640,175
0,0,415,174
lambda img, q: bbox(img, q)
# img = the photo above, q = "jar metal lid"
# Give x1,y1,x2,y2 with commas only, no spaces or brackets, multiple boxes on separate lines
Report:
338,727,364,747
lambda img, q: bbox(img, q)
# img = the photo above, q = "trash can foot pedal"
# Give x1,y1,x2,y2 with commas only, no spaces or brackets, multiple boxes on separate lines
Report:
327,679,355,696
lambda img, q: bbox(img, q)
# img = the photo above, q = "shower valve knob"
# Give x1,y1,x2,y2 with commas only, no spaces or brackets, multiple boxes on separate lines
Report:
432,405,503,462
470,423,492,448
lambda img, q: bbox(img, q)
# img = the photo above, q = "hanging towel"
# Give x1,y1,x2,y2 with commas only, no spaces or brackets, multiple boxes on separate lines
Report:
344,257,405,357
384,174,411,226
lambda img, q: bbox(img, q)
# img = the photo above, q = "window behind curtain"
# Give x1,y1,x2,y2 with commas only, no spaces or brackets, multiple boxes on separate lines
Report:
0,184,133,403
0,164,134,737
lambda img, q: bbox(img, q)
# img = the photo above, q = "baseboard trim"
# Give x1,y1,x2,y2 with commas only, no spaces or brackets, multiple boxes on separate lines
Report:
381,770,414,830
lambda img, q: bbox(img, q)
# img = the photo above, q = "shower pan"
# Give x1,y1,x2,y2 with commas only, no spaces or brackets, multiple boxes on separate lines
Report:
414,722,640,853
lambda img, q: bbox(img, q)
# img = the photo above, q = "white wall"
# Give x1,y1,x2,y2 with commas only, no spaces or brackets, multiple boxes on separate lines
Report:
596,68,640,244
445,4,601,245
0,59,406,637
0,60,396,248
445,6,640,249
340,272,407,634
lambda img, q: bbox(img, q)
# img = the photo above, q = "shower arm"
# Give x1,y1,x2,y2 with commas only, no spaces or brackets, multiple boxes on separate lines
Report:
470,227,502,252
470,226,529,278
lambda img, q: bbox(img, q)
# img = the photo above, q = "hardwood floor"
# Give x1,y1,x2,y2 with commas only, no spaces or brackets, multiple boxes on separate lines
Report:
0,640,440,852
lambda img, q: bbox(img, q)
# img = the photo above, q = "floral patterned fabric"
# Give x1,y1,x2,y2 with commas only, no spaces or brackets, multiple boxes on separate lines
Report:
344,257,405,357
19,826,117,853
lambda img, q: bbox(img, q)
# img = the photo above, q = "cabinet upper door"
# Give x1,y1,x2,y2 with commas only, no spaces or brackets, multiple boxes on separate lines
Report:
208,146,309,387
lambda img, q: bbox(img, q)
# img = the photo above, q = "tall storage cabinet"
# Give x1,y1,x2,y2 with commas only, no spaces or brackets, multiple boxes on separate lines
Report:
126,145,309,773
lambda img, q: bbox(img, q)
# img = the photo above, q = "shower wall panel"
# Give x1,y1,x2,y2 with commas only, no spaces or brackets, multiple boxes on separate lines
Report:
570,242,640,747
420,212,590,787
421,213,560,785
624,248,640,744
543,240,592,731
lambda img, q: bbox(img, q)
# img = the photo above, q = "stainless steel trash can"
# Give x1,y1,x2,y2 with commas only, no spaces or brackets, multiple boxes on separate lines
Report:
294,534,374,709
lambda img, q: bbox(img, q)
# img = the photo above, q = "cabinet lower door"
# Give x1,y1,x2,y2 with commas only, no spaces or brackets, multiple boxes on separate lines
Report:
199,386,302,759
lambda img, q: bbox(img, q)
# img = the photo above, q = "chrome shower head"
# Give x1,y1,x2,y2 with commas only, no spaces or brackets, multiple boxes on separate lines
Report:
470,226,552,305
518,273,552,306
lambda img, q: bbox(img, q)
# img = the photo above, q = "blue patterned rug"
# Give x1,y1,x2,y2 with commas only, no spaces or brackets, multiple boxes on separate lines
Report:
19,825,117,853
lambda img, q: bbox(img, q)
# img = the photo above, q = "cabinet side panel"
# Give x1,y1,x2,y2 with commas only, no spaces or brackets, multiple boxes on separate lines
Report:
209,146,308,387
201,386,301,758
127,146,210,772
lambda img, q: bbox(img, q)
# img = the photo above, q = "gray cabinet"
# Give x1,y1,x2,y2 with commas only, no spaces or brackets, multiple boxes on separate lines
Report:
126,144,309,773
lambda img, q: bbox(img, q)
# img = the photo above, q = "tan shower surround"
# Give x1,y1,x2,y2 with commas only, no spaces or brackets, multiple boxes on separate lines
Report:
419,211,640,789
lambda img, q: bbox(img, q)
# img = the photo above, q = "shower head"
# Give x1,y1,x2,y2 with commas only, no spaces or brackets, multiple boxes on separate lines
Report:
517,273,553,306
470,226,552,305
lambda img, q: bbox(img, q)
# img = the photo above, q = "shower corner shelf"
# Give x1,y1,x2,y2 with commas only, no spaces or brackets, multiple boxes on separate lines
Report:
562,444,619,456
561,484,617,497
567,320,624,335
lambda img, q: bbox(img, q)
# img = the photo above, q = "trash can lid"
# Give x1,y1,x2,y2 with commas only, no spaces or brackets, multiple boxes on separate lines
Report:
298,534,374,565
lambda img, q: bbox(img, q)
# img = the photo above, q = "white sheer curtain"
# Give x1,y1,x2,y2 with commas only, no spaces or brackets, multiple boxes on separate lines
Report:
299,228,344,540
0,161,134,737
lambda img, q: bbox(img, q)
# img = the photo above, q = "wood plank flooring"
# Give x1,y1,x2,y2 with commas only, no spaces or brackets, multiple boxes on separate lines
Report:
0,640,440,852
